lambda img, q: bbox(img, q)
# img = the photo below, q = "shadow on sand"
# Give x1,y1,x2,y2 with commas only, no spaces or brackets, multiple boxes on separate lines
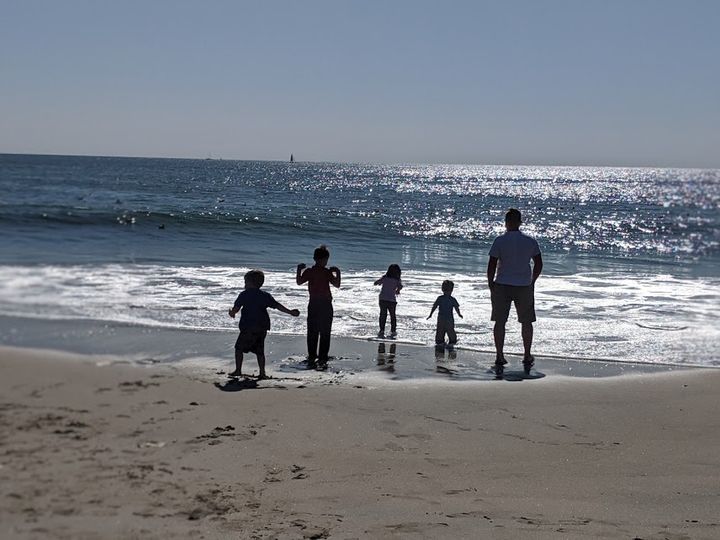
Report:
214,378,263,392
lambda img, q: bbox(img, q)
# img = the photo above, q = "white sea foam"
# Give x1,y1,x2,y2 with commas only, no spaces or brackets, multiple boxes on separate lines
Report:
0,264,717,367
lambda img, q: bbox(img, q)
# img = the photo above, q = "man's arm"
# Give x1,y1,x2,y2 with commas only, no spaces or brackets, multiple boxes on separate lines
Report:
531,254,543,285
329,267,341,288
487,256,498,289
296,263,308,285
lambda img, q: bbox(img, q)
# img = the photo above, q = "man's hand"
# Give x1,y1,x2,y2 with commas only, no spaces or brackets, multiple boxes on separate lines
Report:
329,266,339,273
228,308,236,318
290,309,300,317
297,263,306,271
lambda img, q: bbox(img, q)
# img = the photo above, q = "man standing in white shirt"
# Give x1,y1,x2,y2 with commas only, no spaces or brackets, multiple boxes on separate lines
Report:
487,209,543,376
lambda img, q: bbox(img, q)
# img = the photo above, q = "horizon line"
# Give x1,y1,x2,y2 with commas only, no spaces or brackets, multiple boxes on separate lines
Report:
0,151,717,172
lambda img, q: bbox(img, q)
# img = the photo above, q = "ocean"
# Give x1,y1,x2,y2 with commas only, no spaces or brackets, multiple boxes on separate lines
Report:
1,153,718,369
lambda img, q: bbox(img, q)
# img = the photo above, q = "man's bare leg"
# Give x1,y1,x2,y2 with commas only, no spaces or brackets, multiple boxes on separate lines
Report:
521,322,534,373
521,322,533,358
493,322,507,364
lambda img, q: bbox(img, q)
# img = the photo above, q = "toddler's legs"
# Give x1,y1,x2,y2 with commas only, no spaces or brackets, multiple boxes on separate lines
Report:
435,322,446,345
447,324,457,345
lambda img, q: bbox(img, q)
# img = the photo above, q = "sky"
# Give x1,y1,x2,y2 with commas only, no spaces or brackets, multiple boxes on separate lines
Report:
1,0,719,167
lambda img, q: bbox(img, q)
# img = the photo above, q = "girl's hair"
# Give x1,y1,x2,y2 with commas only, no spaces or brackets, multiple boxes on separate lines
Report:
385,264,402,279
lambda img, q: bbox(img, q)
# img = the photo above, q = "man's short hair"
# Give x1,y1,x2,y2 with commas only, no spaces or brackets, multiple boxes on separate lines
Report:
313,245,330,261
244,269,265,288
441,279,454,293
505,208,522,224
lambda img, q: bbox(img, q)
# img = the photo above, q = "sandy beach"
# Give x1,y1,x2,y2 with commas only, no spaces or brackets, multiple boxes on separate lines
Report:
2,345,719,539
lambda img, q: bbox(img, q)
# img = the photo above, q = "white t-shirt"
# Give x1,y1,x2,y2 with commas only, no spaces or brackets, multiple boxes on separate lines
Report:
488,231,541,286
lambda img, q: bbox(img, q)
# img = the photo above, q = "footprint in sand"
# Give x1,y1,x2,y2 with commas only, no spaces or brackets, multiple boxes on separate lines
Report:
291,464,307,479
191,424,262,445
184,486,239,520
118,380,160,392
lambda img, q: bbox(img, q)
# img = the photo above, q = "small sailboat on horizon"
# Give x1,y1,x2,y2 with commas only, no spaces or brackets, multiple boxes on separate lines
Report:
290,153,294,163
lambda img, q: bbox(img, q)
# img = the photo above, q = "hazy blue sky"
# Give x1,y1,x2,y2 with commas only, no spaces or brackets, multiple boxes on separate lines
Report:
1,0,718,167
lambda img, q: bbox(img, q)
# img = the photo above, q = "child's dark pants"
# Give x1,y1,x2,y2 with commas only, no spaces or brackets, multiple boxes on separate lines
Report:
435,318,457,345
307,298,333,362
379,300,397,333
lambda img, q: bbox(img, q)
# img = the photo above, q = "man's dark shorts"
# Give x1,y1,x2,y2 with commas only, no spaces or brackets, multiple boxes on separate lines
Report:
235,329,267,355
491,284,536,323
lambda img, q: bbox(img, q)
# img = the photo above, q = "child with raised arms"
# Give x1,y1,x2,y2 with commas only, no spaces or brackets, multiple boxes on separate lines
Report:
296,245,341,368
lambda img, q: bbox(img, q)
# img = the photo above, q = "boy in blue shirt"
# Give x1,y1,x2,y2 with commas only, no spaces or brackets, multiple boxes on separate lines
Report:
229,270,300,379
427,280,463,347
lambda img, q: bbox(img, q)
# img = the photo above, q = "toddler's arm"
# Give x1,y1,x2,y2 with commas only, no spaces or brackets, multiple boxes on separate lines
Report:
454,305,463,318
426,300,438,320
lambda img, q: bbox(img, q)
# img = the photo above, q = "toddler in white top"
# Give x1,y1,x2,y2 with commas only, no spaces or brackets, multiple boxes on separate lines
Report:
373,264,403,338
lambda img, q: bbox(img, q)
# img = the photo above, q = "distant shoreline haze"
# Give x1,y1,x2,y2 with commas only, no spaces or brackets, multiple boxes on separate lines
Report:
0,152,718,171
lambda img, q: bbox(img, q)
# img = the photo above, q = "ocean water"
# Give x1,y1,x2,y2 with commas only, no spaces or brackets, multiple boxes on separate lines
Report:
1,153,719,368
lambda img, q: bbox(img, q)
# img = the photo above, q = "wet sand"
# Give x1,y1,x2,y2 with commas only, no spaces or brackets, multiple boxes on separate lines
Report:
1,345,719,539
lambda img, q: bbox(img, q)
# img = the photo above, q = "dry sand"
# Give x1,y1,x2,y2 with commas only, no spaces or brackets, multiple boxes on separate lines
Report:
1,345,719,539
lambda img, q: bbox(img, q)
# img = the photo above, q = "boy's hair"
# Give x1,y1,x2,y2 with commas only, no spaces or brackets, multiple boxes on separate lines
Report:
313,244,330,262
505,208,522,224
386,264,402,279
441,279,454,293
244,269,265,288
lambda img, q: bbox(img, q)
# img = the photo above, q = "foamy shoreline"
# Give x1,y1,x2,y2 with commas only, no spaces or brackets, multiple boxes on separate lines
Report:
2,344,719,538
0,314,703,386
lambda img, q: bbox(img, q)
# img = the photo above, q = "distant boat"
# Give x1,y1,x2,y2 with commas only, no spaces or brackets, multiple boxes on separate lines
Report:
290,154,294,163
